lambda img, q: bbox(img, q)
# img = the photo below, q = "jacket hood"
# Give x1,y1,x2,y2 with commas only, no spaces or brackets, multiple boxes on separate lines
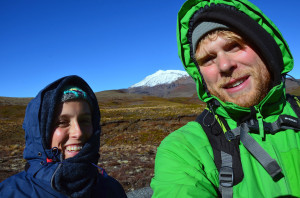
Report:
22,75,101,179
177,0,294,111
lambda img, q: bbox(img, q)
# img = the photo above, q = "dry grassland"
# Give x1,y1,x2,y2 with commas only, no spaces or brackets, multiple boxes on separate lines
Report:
0,97,205,192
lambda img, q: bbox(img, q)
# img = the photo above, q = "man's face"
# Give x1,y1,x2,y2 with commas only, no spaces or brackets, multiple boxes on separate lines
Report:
51,100,93,159
195,32,271,107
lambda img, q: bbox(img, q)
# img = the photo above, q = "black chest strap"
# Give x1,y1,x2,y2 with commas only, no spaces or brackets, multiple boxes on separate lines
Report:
195,109,243,195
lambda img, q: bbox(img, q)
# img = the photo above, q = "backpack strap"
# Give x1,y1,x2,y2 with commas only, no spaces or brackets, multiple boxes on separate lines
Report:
196,95,300,197
195,109,244,197
219,151,233,198
225,123,282,179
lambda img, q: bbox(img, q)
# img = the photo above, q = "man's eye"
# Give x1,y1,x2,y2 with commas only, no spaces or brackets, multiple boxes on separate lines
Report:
199,56,215,66
226,42,242,52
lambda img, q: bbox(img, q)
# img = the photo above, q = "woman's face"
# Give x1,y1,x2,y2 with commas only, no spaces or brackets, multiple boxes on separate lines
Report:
51,100,93,159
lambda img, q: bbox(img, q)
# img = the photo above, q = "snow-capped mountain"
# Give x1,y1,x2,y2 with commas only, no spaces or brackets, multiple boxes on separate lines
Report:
130,70,189,88
128,70,196,98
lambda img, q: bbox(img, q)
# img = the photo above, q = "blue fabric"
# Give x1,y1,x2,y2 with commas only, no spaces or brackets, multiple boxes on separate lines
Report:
0,170,127,198
0,75,127,198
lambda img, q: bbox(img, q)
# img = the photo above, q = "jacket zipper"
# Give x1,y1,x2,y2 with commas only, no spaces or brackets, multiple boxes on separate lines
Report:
254,106,264,139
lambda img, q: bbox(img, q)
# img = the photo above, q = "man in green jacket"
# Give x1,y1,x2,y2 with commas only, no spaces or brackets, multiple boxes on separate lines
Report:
151,0,300,197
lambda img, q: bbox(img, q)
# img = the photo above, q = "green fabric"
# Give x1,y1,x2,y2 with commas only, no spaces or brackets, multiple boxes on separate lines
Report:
151,104,300,197
151,0,300,197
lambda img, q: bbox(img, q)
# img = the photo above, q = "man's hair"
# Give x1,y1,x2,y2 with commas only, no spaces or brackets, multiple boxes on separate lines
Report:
195,30,245,60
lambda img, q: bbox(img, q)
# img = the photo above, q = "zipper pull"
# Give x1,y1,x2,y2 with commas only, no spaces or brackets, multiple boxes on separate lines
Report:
255,107,264,139
294,96,300,108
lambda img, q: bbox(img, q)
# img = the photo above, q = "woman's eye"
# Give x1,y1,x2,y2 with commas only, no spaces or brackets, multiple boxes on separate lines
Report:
57,120,69,127
79,117,92,125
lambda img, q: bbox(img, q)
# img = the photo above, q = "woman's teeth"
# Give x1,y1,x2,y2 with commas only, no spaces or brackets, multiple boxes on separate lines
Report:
66,145,83,152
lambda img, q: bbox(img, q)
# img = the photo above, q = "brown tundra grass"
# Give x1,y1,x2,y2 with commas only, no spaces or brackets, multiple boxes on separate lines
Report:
0,97,206,192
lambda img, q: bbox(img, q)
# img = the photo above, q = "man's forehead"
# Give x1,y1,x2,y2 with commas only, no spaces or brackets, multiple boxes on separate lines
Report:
192,22,229,55
196,31,244,54
195,33,229,56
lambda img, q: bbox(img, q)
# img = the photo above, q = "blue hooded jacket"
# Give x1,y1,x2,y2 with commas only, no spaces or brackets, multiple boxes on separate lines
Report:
0,75,127,198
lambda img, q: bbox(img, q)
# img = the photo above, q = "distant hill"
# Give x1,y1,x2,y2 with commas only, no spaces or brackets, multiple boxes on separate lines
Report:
286,78,300,94
127,70,195,98
130,70,189,88
1,74,299,106
127,75,196,98
289,86,300,96
0,97,33,106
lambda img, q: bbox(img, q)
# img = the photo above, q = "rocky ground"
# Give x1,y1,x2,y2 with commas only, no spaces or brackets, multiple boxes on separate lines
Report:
99,117,197,192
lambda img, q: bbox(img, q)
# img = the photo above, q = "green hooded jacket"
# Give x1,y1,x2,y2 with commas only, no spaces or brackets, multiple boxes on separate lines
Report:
151,0,300,197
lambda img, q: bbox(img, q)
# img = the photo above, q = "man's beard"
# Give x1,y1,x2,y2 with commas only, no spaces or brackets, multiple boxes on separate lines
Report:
206,59,271,108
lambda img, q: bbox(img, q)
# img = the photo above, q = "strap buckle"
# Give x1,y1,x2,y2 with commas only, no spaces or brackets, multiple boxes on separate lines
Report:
263,115,300,134
219,166,234,187
246,119,259,131
224,131,236,141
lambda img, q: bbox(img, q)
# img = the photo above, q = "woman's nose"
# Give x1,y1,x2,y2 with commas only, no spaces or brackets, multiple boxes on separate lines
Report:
69,120,83,139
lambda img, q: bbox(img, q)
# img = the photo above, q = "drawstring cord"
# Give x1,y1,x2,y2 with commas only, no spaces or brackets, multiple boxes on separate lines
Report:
203,102,216,127
90,163,108,177
47,147,60,163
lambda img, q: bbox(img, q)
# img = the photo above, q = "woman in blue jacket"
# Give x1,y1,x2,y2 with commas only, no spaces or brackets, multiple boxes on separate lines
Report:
0,75,127,198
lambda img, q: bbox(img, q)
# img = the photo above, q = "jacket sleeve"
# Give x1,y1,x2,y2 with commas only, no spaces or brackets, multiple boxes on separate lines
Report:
150,122,219,198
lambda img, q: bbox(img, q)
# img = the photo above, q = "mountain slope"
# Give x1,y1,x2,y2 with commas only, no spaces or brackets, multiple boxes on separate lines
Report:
127,70,196,98
130,70,189,88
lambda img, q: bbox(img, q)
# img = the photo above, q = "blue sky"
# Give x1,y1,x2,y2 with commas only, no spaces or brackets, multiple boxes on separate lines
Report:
1,0,299,97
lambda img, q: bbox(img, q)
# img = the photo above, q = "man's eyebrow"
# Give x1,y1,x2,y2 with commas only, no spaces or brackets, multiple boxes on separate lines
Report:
223,39,240,48
194,42,211,63
194,49,204,60
195,51,212,65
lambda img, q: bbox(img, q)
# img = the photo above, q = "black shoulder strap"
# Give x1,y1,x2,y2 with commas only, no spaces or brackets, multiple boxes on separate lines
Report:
195,109,244,186
286,94,300,119
195,96,300,194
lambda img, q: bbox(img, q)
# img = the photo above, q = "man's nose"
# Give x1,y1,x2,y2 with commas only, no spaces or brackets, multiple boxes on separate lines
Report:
216,53,236,74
